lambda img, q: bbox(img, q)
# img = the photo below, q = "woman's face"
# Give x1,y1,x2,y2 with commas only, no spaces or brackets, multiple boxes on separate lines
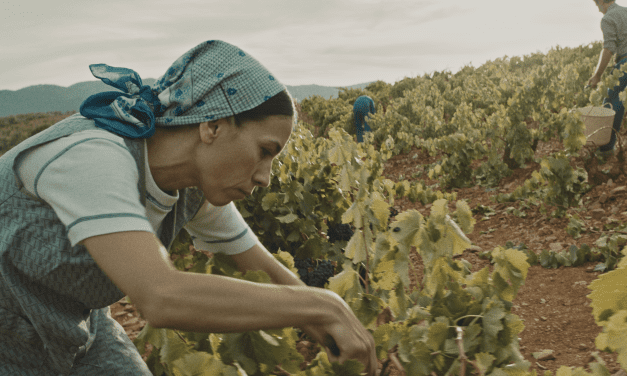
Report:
196,115,293,206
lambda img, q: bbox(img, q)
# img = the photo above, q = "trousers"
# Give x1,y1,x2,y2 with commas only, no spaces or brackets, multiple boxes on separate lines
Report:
600,57,627,151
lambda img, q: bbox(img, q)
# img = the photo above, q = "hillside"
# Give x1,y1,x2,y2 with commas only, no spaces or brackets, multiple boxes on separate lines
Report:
0,80,372,117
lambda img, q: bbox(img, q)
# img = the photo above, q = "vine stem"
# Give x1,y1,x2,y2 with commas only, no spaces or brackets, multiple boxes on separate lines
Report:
174,330,188,344
358,274,368,290
379,356,392,376
456,327,467,376
362,221,370,295
453,314,483,324
389,351,406,376
379,342,406,375
271,365,292,376
455,326,484,376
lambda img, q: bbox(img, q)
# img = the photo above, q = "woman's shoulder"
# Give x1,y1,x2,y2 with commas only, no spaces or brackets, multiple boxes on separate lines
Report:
62,128,126,144
16,128,138,195
18,128,129,169
354,95,374,104
35,128,129,160
605,3,627,19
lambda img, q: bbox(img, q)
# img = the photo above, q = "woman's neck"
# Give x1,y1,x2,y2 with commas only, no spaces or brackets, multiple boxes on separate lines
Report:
146,127,200,192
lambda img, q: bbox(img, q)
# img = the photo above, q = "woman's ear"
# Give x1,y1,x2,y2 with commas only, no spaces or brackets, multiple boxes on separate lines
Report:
199,120,221,144
199,117,236,144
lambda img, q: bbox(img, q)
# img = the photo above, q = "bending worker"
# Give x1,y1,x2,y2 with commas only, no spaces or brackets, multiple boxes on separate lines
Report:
353,95,376,142
0,40,376,375
588,0,627,153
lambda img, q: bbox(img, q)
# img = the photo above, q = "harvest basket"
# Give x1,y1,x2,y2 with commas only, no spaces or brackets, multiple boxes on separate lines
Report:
576,105,615,146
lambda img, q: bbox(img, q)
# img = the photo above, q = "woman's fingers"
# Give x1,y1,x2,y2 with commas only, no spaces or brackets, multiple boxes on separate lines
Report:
298,290,379,374
302,322,377,375
332,327,377,375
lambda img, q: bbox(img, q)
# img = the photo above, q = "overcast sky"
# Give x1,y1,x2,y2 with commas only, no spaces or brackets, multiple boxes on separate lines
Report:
0,0,609,91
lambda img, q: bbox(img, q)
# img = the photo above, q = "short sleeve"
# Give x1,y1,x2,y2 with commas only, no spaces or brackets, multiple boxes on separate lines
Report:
16,134,154,246
184,201,258,255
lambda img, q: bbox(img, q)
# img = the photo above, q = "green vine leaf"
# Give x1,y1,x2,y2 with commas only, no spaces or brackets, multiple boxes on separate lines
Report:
276,213,299,223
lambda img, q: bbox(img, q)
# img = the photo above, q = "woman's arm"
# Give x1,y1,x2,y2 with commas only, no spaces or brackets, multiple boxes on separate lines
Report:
83,231,321,332
589,48,614,88
82,231,377,375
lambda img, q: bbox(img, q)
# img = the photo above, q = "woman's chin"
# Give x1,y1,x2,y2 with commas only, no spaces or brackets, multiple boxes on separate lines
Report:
204,194,233,207
203,188,248,207
211,200,233,207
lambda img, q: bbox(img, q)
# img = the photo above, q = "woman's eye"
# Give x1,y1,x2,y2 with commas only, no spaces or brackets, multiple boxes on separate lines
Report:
261,148,272,157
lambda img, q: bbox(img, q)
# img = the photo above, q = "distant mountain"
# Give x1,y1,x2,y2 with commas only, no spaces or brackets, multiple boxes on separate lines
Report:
0,80,372,117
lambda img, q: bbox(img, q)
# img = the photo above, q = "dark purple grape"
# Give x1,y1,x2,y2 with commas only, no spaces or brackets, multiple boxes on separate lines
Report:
294,258,335,287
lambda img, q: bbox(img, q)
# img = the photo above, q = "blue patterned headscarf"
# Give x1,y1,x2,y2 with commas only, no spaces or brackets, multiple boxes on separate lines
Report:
80,40,287,139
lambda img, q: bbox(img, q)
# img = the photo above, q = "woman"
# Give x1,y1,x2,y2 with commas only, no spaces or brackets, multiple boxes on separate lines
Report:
587,0,627,153
0,40,376,375
353,95,376,143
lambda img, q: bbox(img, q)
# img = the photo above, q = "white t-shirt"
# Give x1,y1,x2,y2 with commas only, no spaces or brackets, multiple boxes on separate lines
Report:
15,129,257,255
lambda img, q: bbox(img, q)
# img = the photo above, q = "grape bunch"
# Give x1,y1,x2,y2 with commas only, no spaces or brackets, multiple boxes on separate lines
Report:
294,258,335,288
326,223,354,243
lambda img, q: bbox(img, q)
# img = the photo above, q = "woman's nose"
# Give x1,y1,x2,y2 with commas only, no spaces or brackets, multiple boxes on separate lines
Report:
253,160,272,188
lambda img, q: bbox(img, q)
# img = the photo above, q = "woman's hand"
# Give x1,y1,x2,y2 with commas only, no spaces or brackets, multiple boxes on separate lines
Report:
231,244,378,374
300,290,378,376
588,75,601,89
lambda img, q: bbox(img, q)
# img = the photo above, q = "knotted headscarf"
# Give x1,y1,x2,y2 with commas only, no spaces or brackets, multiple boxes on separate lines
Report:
80,40,287,139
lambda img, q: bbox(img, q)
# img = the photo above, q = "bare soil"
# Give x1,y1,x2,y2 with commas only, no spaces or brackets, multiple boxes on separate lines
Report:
111,138,625,375
379,140,623,375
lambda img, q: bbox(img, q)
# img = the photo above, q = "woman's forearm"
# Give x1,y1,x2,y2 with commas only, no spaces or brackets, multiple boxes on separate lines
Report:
146,270,336,333
594,48,614,78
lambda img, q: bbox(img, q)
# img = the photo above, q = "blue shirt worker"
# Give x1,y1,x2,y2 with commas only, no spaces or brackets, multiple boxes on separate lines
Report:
0,40,377,375
588,0,627,152
353,95,376,143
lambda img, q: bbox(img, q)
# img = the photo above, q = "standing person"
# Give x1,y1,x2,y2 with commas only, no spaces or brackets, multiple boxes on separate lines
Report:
587,0,627,152
353,95,376,143
0,40,377,375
